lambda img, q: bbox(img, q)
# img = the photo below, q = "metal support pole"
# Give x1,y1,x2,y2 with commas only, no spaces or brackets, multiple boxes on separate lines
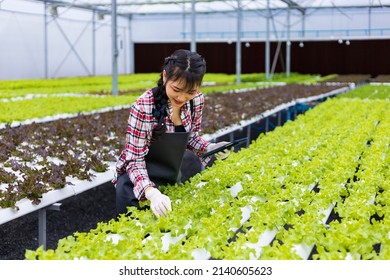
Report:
265,0,270,80
265,117,269,132
286,8,291,77
229,132,234,142
301,10,306,39
246,125,251,147
278,111,282,126
236,0,242,84
111,0,119,96
92,10,96,76
44,1,49,79
38,203,61,250
368,7,372,36
190,0,196,52
38,208,47,249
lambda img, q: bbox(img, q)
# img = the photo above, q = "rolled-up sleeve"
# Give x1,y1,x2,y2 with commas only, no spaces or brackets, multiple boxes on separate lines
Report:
115,93,156,200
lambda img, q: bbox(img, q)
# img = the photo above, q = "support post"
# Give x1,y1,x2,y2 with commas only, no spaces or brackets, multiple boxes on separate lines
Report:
44,1,49,79
38,208,47,249
286,8,291,77
190,0,196,52
111,0,118,96
236,0,242,84
265,0,270,80
246,125,251,147
38,203,61,250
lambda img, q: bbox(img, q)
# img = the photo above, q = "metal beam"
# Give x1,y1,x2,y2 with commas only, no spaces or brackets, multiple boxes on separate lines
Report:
44,1,48,78
265,0,270,80
33,1,390,16
190,0,196,52
87,0,227,6
128,5,390,16
33,0,109,11
51,18,93,76
112,0,119,96
286,8,290,77
280,0,305,14
88,0,390,9
236,0,241,84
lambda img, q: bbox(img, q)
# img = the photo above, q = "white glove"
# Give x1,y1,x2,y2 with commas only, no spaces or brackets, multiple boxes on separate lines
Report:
145,188,172,217
206,141,232,160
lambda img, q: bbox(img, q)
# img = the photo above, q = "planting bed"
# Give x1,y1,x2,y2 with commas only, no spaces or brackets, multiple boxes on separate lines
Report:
0,83,346,210
2,82,386,260
202,83,346,134
322,74,372,84
23,97,390,260
371,75,390,83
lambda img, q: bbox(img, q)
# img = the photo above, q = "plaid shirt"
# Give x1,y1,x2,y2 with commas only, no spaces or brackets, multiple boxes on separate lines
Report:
114,89,210,200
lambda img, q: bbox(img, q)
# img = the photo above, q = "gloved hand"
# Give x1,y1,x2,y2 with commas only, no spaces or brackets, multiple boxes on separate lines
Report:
206,141,232,160
145,188,172,217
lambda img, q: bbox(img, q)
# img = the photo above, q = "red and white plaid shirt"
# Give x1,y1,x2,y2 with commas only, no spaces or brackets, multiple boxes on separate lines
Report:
114,89,210,200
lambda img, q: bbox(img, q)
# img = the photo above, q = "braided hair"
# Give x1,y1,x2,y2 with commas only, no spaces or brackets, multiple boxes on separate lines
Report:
152,49,206,140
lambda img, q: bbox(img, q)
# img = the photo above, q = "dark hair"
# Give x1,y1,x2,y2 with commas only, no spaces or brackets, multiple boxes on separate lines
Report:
152,49,206,140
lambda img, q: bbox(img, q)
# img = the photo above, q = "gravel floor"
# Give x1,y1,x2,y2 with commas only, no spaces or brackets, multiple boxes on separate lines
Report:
0,181,117,260
0,152,204,260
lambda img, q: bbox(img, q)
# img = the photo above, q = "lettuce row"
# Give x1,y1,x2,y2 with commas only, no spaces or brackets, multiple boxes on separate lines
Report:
313,103,390,260
1,83,345,126
0,95,136,123
0,74,160,98
25,98,390,260
0,84,349,208
0,110,127,208
338,84,390,99
0,73,326,99
221,98,378,259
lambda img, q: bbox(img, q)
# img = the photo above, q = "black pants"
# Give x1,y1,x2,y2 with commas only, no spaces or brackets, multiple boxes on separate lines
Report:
115,172,142,216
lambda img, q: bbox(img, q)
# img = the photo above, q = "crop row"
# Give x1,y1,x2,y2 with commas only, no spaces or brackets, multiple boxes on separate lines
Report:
203,83,346,133
0,74,338,124
0,83,346,209
0,72,326,99
25,97,390,260
0,94,136,124
339,84,390,99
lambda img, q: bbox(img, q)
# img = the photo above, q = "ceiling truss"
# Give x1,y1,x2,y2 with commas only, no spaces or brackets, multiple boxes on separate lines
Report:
31,0,390,16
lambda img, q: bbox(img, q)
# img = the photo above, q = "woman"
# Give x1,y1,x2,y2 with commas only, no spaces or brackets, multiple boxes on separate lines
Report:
114,49,231,218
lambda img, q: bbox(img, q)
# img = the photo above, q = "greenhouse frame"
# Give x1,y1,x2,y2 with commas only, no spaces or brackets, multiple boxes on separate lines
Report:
1,0,390,269
1,1,390,82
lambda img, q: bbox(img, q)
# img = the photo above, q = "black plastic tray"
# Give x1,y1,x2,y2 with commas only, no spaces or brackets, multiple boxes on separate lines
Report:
200,137,248,159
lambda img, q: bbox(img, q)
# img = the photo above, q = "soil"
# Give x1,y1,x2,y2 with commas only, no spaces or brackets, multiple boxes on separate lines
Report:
0,181,117,260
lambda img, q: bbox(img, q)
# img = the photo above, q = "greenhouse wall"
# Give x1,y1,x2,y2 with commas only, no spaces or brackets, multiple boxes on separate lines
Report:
132,8,390,42
134,39,390,76
1,1,390,80
0,1,131,80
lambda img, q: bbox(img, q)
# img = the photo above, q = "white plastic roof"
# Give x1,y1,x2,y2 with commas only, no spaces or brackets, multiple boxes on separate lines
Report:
29,0,390,15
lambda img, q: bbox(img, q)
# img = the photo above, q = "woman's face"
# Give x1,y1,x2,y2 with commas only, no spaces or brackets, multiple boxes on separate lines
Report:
164,71,198,109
